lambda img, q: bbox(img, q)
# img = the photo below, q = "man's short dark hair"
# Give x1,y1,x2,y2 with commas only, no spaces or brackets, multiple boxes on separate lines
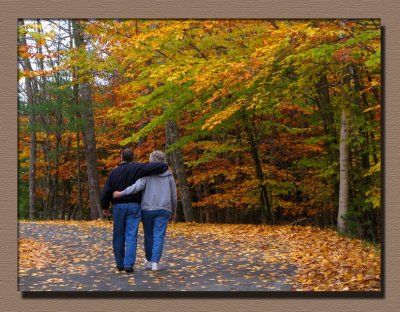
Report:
121,149,133,162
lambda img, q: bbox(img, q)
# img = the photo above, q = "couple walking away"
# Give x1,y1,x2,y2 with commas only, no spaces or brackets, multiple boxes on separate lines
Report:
101,149,177,273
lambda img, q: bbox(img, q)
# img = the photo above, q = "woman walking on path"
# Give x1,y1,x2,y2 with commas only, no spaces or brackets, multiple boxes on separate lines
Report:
101,149,167,273
113,151,177,271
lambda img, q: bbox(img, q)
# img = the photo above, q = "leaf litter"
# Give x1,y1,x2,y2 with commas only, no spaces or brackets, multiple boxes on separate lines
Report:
18,220,380,291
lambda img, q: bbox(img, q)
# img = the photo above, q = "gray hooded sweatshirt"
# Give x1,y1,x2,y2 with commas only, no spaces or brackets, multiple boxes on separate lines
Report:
120,170,177,214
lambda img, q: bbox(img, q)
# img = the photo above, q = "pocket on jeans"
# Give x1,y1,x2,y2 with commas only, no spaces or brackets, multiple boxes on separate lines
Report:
160,210,171,218
134,207,142,218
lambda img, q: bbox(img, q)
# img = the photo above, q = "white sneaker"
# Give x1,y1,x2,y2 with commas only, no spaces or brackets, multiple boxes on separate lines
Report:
144,261,152,270
151,262,160,271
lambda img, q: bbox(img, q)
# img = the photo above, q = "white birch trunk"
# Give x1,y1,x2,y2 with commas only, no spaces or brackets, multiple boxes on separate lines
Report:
337,107,350,232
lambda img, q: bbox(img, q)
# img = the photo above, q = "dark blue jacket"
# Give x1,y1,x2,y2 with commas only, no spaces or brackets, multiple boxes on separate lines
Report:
100,161,168,209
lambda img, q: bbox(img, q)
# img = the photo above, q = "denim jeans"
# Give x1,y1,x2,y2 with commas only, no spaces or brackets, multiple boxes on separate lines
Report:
141,209,171,263
112,203,141,268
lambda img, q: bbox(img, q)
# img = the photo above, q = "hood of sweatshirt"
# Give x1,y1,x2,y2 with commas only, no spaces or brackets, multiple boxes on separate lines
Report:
158,169,173,177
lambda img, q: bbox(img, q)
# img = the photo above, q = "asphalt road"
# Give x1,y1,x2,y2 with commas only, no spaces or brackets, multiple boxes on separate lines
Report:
19,222,296,292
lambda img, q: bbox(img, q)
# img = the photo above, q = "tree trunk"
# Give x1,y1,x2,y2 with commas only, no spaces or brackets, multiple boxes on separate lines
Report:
337,107,350,232
166,120,194,222
241,110,274,224
28,124,37,220
76,131,84,220
73,58,84,220
351,65,375,238
194,184,202,222
44,137,57,220
315,73,341,227
81,81,102,220
337,67,351,233
73,20,102,220
352,65,371,171
315,74,337,144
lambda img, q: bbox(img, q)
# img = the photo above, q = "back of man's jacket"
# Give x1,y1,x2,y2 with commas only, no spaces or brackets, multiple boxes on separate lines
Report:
101,161,168,210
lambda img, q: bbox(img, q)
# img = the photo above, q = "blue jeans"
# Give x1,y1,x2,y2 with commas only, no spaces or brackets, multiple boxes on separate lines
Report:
112,203,141,268
141,209,171,263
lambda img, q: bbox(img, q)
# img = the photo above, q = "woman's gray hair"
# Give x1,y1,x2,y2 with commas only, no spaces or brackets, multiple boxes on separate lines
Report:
149,150,167,164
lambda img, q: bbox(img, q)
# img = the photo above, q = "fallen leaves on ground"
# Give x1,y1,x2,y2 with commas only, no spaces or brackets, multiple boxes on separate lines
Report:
18,238,56,270
168,223,381,291
18,220,380,291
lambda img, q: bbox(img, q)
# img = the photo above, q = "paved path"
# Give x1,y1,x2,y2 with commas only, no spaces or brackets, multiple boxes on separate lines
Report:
19,222,296,292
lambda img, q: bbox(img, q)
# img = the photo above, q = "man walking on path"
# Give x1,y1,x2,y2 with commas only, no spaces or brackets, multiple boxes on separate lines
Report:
113,151,177,271
101,149,168,273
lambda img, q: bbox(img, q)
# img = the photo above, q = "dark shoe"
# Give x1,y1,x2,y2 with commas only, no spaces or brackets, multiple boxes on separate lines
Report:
124,267,134,273
116,266,124,271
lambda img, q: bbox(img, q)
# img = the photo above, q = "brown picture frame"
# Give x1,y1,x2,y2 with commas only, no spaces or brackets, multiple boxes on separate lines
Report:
2,0,399,311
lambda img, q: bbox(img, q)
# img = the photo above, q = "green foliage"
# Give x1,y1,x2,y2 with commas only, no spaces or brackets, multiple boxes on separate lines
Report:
18,165,29,220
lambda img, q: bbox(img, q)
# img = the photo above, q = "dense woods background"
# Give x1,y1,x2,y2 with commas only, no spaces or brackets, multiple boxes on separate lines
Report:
18,19,381,241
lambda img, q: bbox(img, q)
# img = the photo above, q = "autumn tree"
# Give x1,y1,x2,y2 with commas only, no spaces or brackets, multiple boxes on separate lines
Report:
71,20,103,220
